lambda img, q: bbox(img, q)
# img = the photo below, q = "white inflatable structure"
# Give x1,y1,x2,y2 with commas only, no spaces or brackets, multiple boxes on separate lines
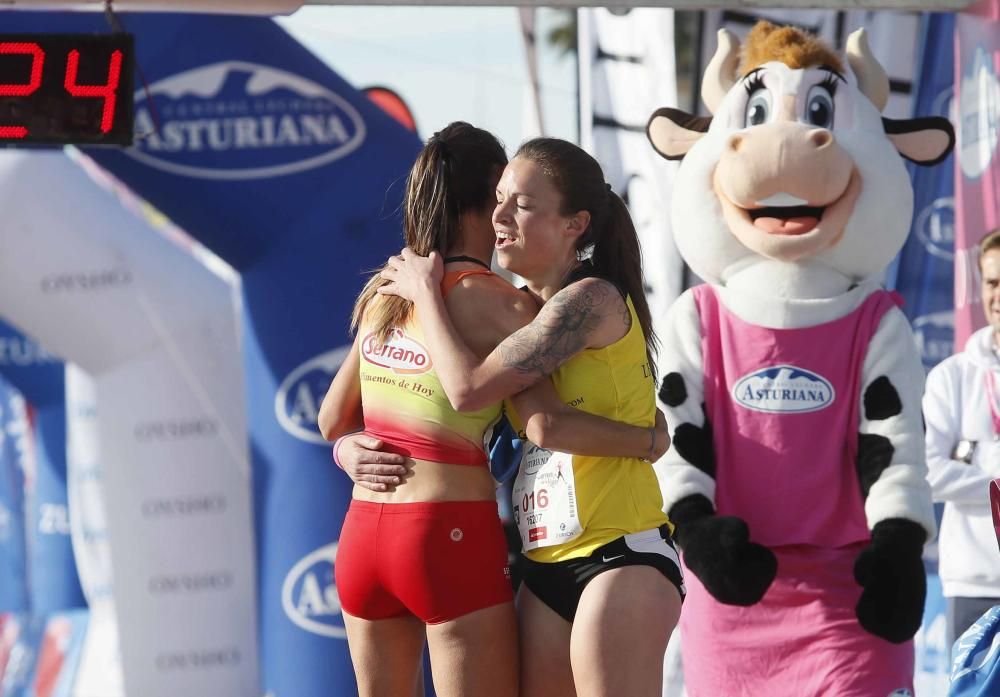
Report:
0,150,258,697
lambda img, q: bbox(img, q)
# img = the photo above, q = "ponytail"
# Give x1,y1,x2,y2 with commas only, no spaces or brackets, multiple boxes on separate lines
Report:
352,138,454,345
592,192,659,380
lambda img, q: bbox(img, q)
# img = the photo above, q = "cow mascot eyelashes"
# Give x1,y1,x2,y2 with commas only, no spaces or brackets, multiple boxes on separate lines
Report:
647,22,953,697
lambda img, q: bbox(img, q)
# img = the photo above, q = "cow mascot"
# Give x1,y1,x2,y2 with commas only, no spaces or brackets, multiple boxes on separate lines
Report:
647,21,953,697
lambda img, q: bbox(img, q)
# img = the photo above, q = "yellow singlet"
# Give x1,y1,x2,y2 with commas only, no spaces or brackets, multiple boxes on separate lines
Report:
510,294,671,563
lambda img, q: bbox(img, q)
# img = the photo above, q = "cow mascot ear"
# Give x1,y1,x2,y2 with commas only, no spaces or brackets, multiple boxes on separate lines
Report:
647,109,712,161
883,117,955,166
647,28,737,161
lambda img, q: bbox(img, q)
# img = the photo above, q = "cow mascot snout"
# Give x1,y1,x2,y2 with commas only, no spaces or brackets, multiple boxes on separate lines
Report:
647,22,953,697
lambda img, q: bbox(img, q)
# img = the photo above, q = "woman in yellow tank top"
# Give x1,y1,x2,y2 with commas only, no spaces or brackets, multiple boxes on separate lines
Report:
318,124,670,697
380,138,684,697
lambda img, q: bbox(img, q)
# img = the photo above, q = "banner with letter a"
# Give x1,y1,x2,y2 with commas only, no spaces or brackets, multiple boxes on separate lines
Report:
0,11,422,697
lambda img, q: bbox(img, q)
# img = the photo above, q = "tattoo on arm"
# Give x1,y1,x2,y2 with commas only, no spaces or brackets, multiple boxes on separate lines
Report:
498,280,615,381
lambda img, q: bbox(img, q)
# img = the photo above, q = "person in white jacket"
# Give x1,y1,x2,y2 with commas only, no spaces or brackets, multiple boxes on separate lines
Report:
924,228,1000,648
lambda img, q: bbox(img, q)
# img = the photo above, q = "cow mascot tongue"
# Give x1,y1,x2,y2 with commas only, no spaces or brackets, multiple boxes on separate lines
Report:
647,21,953,697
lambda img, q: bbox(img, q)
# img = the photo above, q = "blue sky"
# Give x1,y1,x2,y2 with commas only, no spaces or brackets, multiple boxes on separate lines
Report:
277,6,578,150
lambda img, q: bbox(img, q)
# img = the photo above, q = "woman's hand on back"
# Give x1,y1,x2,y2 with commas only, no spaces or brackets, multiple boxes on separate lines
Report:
337,433,410,492
378,247,444,303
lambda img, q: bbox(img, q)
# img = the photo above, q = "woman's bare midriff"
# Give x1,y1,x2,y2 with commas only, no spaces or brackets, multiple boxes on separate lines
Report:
351,457,497,503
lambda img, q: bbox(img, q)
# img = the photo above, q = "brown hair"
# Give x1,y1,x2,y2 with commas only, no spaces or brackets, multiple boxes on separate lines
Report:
739,21,843,76
978,228,1000,270
514,137,658,378
351,122,507,343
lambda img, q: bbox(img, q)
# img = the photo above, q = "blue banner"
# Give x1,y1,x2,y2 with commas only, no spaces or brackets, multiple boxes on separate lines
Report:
0,376,29,613
0,12,422,696
0,321,83,614
889,13,957,372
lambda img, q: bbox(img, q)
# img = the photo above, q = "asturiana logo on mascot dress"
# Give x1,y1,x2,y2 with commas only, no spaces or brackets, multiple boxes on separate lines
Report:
281,543,345,639
733,365,835,414
129,61,367,180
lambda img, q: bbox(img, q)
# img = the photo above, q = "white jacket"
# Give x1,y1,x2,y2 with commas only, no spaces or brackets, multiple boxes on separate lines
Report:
924,326,1000,598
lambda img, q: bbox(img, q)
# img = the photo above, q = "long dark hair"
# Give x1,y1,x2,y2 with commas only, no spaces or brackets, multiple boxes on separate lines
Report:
352,122,507,343
515,137,658,376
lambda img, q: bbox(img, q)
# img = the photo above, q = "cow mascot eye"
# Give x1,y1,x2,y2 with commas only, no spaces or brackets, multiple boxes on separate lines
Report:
744,92,772,128
805,85,835,128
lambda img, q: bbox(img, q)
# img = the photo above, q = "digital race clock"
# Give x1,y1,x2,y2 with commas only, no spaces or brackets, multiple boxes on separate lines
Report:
0,34,134,146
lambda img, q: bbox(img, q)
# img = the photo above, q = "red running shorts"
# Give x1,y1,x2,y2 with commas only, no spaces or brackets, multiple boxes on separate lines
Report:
336,499,513,624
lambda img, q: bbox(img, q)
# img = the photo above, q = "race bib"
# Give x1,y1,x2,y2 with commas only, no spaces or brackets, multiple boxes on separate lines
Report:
512,443,583,550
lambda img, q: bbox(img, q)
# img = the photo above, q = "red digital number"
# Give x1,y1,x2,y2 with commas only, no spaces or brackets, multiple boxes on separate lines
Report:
0,126,26,139
0,42,44,139
65,49,122,134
